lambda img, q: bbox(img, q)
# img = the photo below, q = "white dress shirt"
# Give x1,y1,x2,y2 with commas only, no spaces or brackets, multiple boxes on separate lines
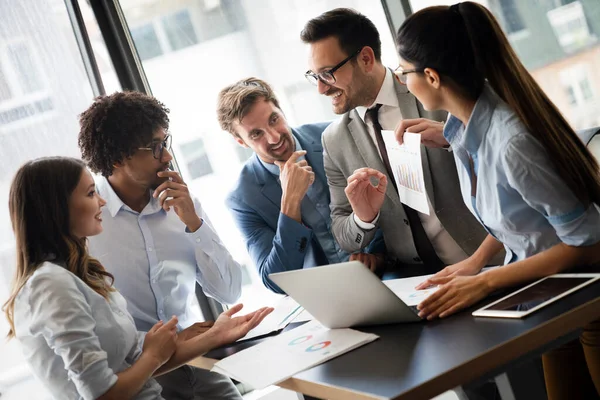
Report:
355,68,467,265
88,177,242,332
14,262,163,400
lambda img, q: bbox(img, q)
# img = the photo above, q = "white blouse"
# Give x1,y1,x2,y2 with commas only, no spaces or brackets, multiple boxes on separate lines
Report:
13,262,164,399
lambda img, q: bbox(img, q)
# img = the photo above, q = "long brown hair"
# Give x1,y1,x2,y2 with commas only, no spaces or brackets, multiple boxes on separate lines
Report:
3,157,114,338
396,2,600,205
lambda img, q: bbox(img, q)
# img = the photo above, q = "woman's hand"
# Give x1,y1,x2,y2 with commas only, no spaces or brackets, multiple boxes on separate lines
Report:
210,304,274,346
417,275,492,320
415,256,484,290
143,316,178,365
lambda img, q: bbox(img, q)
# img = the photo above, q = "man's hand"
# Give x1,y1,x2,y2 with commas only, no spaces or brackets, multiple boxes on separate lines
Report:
345,168,387,223
395,118,448,148
178,321,214,342
350,253,385,273
210,304,274,347
153,171,202,232
275,151,315,223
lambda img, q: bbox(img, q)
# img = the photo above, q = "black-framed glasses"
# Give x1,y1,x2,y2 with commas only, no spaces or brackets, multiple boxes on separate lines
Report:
138,134,172,159
394,65,425,84
305,48,362,86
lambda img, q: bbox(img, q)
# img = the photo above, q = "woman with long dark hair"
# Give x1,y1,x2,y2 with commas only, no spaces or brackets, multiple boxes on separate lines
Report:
3,156,272,399
394,3,600,398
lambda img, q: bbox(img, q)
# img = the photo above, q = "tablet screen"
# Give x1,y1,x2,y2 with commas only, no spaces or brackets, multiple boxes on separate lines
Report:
483,277,592,311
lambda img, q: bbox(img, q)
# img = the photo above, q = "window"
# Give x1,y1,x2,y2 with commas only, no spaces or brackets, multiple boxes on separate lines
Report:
162,10,198,51
118,0,397,313
409,0,600,131
498,0,525,34
547,1,597,52
130,23,163,61
179,137,214,179
0,0,101,396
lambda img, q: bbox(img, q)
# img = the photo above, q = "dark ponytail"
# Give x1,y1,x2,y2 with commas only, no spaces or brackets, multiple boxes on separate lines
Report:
397,2,600,205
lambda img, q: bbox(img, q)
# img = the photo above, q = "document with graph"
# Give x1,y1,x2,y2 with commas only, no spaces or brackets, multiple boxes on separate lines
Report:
211,320,378,389
381,130,430,215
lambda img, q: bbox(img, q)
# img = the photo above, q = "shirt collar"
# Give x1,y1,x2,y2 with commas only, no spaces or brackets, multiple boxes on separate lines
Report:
258,134,303,177
96,175,161,217
357,68,400,119
443,84,499,155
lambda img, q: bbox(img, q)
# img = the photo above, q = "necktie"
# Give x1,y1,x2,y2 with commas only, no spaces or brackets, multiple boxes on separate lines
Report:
364,104,444,271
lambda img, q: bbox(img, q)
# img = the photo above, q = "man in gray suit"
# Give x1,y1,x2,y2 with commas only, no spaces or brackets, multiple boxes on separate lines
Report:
301,8,499,276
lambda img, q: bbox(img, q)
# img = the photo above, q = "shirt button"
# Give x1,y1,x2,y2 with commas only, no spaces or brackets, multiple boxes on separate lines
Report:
404,219,409,226
195,238,201,243
152,279,157,284
413,257,422,262
147,247,153,252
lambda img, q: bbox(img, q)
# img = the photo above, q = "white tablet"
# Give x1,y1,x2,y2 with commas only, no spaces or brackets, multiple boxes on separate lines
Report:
473,274,600,318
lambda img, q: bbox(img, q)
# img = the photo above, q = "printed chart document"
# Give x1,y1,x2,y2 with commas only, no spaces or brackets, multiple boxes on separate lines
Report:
212,320,378,389
239,296,305,341
383,274,438,306
381,130,429,215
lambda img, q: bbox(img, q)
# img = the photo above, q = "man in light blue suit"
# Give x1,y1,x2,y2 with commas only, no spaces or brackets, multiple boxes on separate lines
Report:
218,78,384,293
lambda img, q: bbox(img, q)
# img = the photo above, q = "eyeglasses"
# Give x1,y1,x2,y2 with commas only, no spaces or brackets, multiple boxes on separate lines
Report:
138,134,172,159
305,48,362,86
394,65,424,84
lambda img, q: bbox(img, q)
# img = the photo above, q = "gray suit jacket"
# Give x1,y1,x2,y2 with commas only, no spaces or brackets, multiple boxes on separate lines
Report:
322,74,493,264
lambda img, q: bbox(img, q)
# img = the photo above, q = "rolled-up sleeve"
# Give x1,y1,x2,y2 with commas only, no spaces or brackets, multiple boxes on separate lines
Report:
502,133,600,246
24,270,118,400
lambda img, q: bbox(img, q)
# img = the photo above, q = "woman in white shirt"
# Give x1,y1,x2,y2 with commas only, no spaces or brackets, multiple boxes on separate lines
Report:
2,156,272,400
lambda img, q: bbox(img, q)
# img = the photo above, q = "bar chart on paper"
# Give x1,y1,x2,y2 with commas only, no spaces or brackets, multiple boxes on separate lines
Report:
394,158,425,193
382,130,430,215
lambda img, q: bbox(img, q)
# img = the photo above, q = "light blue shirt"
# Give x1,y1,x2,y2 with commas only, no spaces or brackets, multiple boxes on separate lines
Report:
444,85,600,264
88,177,242,332
259,136,348,265
14,263,163,400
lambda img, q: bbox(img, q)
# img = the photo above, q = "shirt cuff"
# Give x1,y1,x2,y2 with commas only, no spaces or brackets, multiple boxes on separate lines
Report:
353,212,380,230
186,218,214,247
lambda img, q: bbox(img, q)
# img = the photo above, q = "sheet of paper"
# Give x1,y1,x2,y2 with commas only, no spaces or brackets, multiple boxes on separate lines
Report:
212,320,378,389
381,130,430,215
383,274,439,306
238,296,304,341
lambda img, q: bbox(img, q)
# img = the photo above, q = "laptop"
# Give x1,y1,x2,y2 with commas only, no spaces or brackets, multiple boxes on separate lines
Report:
269,261,422,329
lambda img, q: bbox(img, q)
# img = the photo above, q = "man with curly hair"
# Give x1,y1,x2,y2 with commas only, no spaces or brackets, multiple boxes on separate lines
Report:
79,91,243,400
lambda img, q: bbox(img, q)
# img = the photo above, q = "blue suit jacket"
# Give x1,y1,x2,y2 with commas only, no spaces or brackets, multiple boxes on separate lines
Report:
227,123,383,293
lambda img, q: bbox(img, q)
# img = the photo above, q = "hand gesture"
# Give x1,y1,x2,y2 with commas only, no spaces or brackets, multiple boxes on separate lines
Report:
178,321,214,342
395,118,448,148
143,316,178,365
350,253,385,273
345,168,387,223
153,171,202,232
210,304,274,347
415,256,484,290
416,275,492,320
275,151,315,200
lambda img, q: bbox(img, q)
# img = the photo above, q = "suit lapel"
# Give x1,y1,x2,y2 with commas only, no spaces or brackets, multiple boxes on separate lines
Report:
298,131,326,186
392,73,436,207
249,155,283,210
347,110,401,207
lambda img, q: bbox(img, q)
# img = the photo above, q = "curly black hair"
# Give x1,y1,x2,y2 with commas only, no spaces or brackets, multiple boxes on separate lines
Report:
78,91,170,177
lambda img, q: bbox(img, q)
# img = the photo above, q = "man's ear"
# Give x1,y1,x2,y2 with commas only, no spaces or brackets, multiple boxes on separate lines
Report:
357,46,377,73
423,67,441,89
234,135,248,148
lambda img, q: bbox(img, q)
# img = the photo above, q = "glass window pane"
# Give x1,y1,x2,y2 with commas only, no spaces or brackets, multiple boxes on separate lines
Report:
130,23,164,60
8,42,44,94
162,10,198,51
120,0,397,312
0,0,100,396
408,0,600,130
